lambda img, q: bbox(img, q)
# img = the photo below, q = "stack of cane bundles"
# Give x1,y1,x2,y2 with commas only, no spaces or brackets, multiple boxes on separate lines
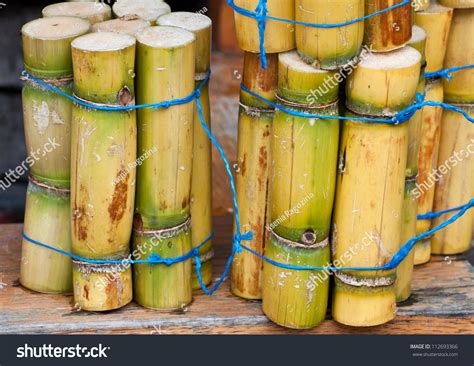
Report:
20,2,214,312
231,0,430,328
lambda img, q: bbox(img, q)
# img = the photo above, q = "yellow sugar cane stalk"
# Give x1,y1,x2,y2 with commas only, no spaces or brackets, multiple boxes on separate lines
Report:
438,0,474,8
134,27,196,230
156,12,213,291
364,0,412,52
133,218,192,309
395,26,427,302
332,47,419,327
92,18,151,36
21,17,90,189
20,177,72,294
414,2,453,73
231,52,278,300
395,177,418,302
295,0,364,70
70,32,137,310
233,0,295,53
261,51,339,329
42,2,112,24
113,0,171,25
414,77,443,265
432,106,474,254
443,8,474,104
73,261,133,311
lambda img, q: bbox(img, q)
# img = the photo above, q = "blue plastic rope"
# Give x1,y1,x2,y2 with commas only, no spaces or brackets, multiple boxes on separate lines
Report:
22,70,210,111
227,0,411,68
240,84,474,125
239,199,474,272
22,230,214,266
425,64,474,80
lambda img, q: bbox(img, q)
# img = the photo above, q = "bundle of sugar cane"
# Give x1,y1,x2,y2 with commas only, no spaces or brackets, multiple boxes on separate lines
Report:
42,2,111,25
261,51,339,329
364,0,412,52
92,18,151,36
395,25,427,303
20,17,90,294
295,0,364,70
156,12,213,291
113,0,171,25
414,3,453,265
231,52,278,300
332,47,420,326
415,3,453,73
133,26,196,309
232,0,295,53
432,8,474,255
70,32,137,311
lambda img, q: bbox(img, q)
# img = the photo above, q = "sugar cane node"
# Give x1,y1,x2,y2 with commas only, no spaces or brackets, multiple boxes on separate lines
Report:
227,0,412,68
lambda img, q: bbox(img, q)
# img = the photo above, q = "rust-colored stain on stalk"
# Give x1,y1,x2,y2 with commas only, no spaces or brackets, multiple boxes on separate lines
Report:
243,53,278,93
108,169,129,224
83,285,89,300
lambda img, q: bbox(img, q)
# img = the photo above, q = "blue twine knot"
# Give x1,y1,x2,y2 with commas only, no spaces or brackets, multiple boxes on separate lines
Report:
254,0,268,70
392,92,425,124
195,89,201,99
233,231,254,253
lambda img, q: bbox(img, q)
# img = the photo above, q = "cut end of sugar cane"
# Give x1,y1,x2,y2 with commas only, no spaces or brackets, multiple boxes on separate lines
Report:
415,3,453,74
92,18,151,36
295,0,364,70
20,178,72,294
277,51,339,105
408,25,427,66
233,0,295,53
156,12,212,74
72,32,136,104
113,0,171,24
42,2,111,25
132,219,193,309
21,17,90,79
364,0,412,52
346,46,421,116
262,231,330,329
73,261,133,311
443,8,474,103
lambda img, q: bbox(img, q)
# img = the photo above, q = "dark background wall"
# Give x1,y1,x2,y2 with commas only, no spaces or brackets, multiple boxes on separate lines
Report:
0,0,208,223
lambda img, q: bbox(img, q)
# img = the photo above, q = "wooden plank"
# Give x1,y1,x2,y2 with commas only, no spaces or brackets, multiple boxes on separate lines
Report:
0,218,473,335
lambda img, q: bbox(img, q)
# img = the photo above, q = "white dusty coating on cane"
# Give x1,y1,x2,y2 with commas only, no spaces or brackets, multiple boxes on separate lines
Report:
113,0,171,23
92,18,151,35
136,26,195,48
156,11,212,32
279,51,329,74
409,25,427,44
72,32,136,52
42,2,111,19
22,17,91,40
359,46,421,70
